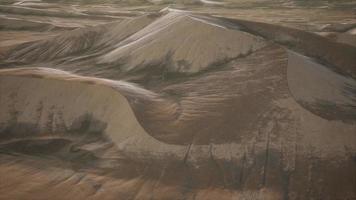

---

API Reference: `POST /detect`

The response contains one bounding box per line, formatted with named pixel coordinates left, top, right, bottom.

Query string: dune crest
left=99, top=12, right=266, bottom=73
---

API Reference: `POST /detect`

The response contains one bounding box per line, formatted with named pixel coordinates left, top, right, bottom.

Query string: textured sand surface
left=0, top=1, right=355, bottom=200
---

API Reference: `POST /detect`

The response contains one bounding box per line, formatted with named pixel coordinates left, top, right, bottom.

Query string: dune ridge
left=0, top=68, right=173, bottom=148
left=215, top=17, right=356, bottom=78
left=4, top=14, right=157, bottom=63
left=99, top=12, right=266, bottom=73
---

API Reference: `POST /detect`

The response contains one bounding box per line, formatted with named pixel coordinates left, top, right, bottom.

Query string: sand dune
left=0, top=68, right=192, bottom=164
left=5, top=15, right=157, bottom=63
left=0, top=7, right=356, bottom=200
left=0, top=17, right=69, bottom=31
left=1, top=54, right=356, bottom=198
left=0, top=4, right=119, bottom=19
left=216, top=17, right=356, bottom=78
left=4, top=11, right=356, bottom=78
left=287, top=51, right=356, bottom=121
left=99, top=12, right=266, bottom=73
left=5, top=12, right=267, bottom=74
left=0, top=68, right=151, bottom=142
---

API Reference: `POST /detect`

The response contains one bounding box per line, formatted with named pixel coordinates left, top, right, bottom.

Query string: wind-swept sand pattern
left=0, top=1, right=355, bottom=200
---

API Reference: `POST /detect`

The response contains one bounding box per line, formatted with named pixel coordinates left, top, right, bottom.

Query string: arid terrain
left=0, top=0, right=355, bottom=199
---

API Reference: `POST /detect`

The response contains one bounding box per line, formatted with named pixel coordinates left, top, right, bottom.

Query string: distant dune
left=4, top=14, right=157, bottom=63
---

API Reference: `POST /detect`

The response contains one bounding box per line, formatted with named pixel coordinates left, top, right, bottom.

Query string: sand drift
left=0, top=10, right=356, bottom=200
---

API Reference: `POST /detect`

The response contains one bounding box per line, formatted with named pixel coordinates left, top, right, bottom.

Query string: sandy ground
left=0, top=1, right=355, bottom=200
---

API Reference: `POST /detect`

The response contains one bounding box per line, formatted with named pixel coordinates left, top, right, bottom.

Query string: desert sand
left=0, top=0, right=355, bottom=199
